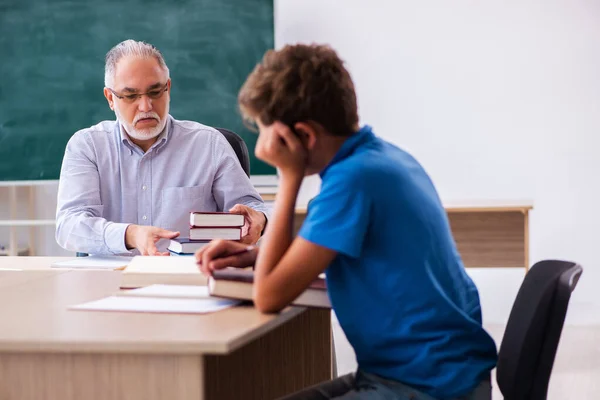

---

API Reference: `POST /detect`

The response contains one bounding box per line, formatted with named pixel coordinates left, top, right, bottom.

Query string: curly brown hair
left=238, top=44, right=359, bottom=137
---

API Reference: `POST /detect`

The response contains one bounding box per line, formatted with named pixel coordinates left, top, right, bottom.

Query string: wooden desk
left=0, top=256, right=72, bottom=270
left=443, top=201, right=532, bottom=270
left=0, top=259, right=331, bottom=400
left=294, top=201, right=533, bottom=270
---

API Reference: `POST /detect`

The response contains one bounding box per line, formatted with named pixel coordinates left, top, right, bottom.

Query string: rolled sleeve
left=104, top=222, right=131, bottom=254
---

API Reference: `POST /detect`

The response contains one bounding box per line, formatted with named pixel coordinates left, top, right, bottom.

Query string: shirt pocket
left=160, top=186, right=214, bottom=231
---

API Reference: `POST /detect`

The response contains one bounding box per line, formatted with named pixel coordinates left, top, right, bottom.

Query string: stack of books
left=167, top=212, right=245, bottom=256
left=208, top=269, right=331, bottom=309
left=118, top=257, right=330, bottom=309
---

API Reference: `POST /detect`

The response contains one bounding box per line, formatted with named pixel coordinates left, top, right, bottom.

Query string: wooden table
left=0, top=258, right=331, bottom=400
left=443, top=201, right=532, bottom=270
left=294, top=200, right=533, bottom=270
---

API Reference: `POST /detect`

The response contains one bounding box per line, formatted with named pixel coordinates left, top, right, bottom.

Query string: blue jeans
left=278, top=370, right=492, bottom=400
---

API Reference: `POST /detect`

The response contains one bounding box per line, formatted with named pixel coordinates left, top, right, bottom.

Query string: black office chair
left=216, top=127, right=251, bottom=177
left=496, top=259, right=582, bottom=400
left=76, top=127, right=251, bottom=257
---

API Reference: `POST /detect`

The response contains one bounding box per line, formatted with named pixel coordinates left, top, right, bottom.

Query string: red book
left=190, top=212, right=244, bottom=227
left=189, top=227, right=242, bottom=241
left=208, top=269, right=330, bottom=309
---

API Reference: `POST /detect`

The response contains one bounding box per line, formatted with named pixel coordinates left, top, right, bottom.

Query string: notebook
left=119, top=284, right=210, bottom=299
left=70, top=295, right=239, bottom=315
left=51, top=256, right=133, bottom=270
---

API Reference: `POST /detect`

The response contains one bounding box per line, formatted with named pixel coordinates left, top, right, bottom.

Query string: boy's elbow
left=253, top=287, right=285, bottom=314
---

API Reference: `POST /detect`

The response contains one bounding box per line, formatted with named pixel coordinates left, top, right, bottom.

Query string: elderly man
left=56, top=39, right=268, bottom=256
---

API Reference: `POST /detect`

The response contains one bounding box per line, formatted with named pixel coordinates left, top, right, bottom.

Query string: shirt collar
left=319, top=125, right=375, bottom=178
left=118, top=115, right=172, bottom=154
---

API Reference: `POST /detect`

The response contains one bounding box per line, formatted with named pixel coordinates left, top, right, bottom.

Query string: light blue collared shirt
left=56, top=115, right=268, bottom=255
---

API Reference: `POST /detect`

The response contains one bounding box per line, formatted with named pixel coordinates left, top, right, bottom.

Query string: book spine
left=189, top=227, right=242, bottom=241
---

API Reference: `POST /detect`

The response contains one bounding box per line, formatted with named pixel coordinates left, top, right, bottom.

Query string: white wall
left=4, top=0, right=599, bottom=319
left=276, top=0, right=600, bottom=312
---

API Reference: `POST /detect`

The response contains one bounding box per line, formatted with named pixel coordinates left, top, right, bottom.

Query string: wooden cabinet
left=293, top=201, right=532, bottom=270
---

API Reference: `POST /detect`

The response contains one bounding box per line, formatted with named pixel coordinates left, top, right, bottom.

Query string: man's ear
left=103, top=88, right=114, bottom=110
left=293, top=122, right=317, bottom=150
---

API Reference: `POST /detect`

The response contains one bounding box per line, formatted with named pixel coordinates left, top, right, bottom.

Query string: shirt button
left=142, top=185, right=147, bottom=190
left=142, top=215, right=147, bottom=220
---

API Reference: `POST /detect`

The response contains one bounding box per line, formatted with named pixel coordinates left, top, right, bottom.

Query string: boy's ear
left=293, top=122, right=317, bottom=150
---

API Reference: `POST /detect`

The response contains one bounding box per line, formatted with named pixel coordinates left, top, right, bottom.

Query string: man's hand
left=125, top=225, right=180, bottom=256
left=195, top=239, right=259, bottom=276
left=229, top=204, right=267, bottom=245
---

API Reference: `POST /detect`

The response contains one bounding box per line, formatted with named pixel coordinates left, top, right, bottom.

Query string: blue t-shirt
left=299, top=126, right=497, bottom=399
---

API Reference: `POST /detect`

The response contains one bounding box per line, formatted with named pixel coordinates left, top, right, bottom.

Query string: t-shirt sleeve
left=298, top=167, right=371, bottom=258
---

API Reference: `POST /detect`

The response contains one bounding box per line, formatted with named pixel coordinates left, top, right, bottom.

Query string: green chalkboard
left=0, top=0, right=275, bottom=180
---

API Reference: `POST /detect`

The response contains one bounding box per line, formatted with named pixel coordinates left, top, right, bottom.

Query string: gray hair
left=104, top=39, right=170, bottom=88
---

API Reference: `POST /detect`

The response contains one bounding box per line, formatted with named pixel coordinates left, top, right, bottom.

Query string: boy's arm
left=252, top=175, right=337, bottom=313
left=255, top=237, right=336, bottom=313
left=249, top=121, right=369, bottom=313
left=248, top=122, right=339, bottom=313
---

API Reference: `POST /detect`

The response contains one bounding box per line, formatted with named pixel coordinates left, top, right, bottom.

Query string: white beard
left=115, top=103, right=169, bottom=141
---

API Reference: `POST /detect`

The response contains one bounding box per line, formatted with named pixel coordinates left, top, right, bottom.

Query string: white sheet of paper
left=70, top=295, right=239, bottom=314
left=122, top=284, right=210, bottom=299
left=51, top=256, right=133, bottom=269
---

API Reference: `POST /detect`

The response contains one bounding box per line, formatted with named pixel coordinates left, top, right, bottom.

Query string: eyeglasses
left=108, top=83, right=169, bottom=104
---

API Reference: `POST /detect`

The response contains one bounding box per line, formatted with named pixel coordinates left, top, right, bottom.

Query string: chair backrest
left=496, top=260, right=582, bottom=400
left=216, top=127, right=250, bottom=177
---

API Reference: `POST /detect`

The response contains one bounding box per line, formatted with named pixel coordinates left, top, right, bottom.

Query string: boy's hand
left=255, top=121, right=307, bottom=178
left=195, top=239, right=259, bottom=276
left=125, top=224, right=180, bottom=256
left=229, top=204, right=266, bottom=244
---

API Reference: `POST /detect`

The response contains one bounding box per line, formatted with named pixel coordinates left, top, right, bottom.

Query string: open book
left=208, top=269, right=331, bottom=309
left=120, top=256, right=207, bottom=288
